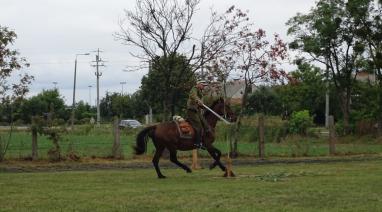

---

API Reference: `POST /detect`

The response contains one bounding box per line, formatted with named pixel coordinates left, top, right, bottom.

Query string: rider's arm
left=190, top=87, right=203, bottom=105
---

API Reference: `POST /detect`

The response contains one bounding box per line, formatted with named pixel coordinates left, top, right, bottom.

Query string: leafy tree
left=0, top=26, right=33, bottom=161
left=141, top=54, right=195, bottom=119
left=100, top=92, right=146, bottom=121
left=348, top=81, right=379, bottom=134
left=100, top=92, right=120, bottom=120
left=246, top=86, right=282, bottom=116
left=287, top=0, right=372, bottom=133
left=75, top=101, right=96, bottom=123
left=357, top=0, right=382, bottom=134
left=276, top=63, right=327, bottom=124
left=20, top=89, right=67, bottom=123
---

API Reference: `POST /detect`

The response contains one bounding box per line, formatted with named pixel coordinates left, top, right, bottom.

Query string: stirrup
left=194, top=143, right=206, bottom=150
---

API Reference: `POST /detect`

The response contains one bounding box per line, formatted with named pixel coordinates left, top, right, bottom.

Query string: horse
left=134, top=98, right=237, bottom=178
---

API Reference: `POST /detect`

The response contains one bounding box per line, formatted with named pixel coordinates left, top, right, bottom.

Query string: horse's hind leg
left=153, top=146, right=166, bottom=179
left=169, top=150, right=192, bottom=173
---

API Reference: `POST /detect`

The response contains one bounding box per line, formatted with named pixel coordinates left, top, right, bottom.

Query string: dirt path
left=1, top=154, right=381, bottom=173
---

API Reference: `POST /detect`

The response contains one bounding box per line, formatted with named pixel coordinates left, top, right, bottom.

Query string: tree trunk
left=231, top=114, right=242, bottom=158
left=258, top=114, right=265, bottom=159
left=378, top=78, right=382, bottom=136
left=231, top=83, right=250, bottom=158
left=31, top=127, right=38, bottom=161
left=162, top=101, right=169, bottom=121
left=339, top=90, right=351, bottom=134
left=112, top=117, right=122, bottom=159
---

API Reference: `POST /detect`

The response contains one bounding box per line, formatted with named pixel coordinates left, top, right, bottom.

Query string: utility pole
left=92, top=49, right=105, bottom=127
left=71, top=53, right=90, bottom=129
left=52, top=82, right=58, bottom=89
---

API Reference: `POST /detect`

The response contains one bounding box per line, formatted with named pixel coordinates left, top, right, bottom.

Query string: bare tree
left=114, top=0, right=249, bottom=119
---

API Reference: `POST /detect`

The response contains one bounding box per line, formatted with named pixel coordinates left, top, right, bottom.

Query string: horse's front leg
left=209, top=147, right=221, bottom=170
left=205, top=145, right=226, bottom=172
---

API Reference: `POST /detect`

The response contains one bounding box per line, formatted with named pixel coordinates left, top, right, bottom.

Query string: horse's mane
left=203, top=98, right=224, bottom=118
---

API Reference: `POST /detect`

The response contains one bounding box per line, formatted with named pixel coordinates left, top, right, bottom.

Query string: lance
left=201, top=103, right=232, bottom=125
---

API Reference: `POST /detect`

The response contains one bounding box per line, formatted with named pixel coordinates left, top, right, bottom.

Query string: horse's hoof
left=158, top=175, right=166, bottom=179
left=186, top=169, right=192, bottom=173
left=223, top=170, right=235, bottom=178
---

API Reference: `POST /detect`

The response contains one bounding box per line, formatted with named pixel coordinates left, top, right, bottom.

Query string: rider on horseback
left=186, top=80, right=211, bottom=149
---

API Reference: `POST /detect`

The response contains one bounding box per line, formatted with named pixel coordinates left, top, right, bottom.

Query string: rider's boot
left=194, top=129, right=205, bottom=150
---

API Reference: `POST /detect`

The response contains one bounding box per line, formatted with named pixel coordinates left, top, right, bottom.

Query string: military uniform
left=186, top=85, right=210, bottom=146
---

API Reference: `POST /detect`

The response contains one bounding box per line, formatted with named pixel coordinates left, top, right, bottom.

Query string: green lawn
left=0, top=160, right=381, bottom=211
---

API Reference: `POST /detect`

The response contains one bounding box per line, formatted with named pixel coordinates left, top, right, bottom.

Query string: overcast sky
left=1, top=0, right=317, bottom=105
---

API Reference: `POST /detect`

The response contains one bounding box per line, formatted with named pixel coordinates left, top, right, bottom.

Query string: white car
left=119, top=119, right=142, bottom=129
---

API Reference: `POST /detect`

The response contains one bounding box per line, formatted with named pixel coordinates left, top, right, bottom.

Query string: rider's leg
left=200, top=115, right=211, bottom=134
left=186, top=109, right=204, bottom=147
left=194, top=127, right=202, bottom=146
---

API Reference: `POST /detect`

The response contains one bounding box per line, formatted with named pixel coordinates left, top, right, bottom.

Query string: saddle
left=173, top=116, right=194, bottom=139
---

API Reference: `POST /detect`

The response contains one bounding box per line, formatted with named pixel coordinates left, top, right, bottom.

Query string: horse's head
left=208, top=97, right=237, bottom=123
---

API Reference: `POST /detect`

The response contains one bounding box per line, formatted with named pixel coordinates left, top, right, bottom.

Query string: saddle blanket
left=173, top=116, right=194, bottom=139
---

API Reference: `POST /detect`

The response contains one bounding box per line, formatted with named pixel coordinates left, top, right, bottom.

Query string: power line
left=29, top=60, right=137, bottom=65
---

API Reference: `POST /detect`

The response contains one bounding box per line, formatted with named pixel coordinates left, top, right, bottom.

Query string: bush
left=288, top=110, right=313, bottom=136
left=78, top=118, right=91, bottom=125
left=53, top=118, right=66, bottom=126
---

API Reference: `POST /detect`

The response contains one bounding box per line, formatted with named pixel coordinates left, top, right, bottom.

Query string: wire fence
left=1, top=119, right=382, bottom=161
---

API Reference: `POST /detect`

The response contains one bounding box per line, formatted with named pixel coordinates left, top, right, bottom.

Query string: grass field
left=1, top=159, right=382, bottom=211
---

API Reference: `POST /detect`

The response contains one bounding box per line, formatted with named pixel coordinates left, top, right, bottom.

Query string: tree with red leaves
left=207, top=8, right=288, bottom=156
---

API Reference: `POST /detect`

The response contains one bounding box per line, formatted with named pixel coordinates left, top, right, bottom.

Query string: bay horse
left=134, top=98, right=236, bottom=178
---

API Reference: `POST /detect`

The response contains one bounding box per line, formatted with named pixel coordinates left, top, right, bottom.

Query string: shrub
left=45, top=129, right=63, bottom=162
left=288, top=110, right=313, bottom=136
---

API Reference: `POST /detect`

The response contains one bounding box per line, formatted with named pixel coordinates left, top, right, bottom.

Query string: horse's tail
left=134, top=125, right=156, bottom=155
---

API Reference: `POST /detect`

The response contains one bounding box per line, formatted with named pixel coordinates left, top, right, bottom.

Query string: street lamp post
left=88, top=85, right=92, bottom=106
left=120, top=81, right=126, bottom=95
left=71, top=53, right=90, bottom=129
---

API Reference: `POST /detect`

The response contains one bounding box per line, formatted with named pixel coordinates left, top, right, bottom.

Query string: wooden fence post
left=31, top=116, right=38, bottom=161
left=258, top=115, right=265, bottom=159
left=329, top=116, right=336, bottom=155
left=191, top=149, right=201, bottom=170
left=112, top=117, right=122, bottom=159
